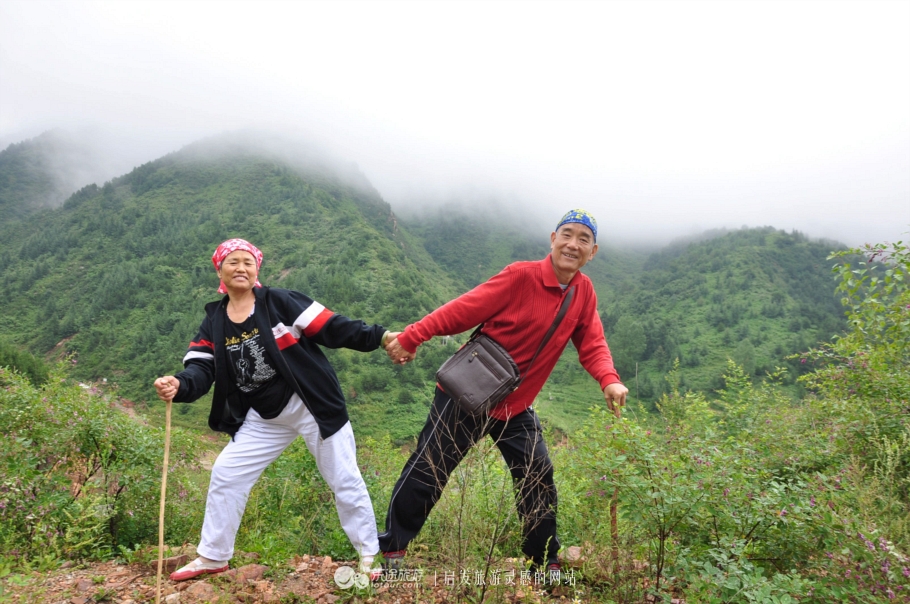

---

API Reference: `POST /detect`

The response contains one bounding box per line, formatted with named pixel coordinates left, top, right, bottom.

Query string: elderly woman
left=154, top=239, right=390, bottom=581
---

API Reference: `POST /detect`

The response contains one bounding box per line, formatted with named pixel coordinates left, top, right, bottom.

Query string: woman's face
left=217, top=250, right=258, bottom=293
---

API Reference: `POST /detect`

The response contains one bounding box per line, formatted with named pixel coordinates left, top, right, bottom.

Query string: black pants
left=378, top=388, right=560, bottom=565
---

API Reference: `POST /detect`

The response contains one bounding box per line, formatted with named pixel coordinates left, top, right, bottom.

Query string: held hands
left=154, top=376, right=180, bottom=402
left=603, top=382, right=629, bottom=414
left=384, top=333, right=416, bottom=365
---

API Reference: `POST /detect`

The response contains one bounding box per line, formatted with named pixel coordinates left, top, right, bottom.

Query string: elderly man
left=381, top=209, right=628, bottom=574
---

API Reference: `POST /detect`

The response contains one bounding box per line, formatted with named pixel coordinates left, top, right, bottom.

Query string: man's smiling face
left=549, top=222, right=598, bottom=284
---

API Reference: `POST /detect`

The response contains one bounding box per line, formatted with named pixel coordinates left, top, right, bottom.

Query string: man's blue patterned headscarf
left=555, top=209, right=598, bottom=242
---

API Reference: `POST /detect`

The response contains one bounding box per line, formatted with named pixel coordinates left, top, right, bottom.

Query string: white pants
left=196, top=394, right=379, bottom=561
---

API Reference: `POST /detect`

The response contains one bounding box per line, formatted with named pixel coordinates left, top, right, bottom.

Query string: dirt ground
left=0, top=553, right=586, bottom=604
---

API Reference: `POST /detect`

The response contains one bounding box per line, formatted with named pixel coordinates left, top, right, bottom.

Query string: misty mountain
left=0, top=129, right=114, bottom=223
left=398, top=210, right=849, bottom=428
left=0, top=130, right=850, bottom=440
left=401, top=204, right=644, bottom=299
left=0, top=133, right=459, bottom=430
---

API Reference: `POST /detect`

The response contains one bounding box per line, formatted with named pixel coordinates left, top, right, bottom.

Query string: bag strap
left=523, top=285, right=575, bottom=374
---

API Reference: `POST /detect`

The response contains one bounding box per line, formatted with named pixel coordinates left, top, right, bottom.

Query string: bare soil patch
left=1, top=554, right=578, bottom=603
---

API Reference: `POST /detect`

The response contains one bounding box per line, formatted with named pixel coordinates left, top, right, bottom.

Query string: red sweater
left=398, top=255, right=622, bottom=419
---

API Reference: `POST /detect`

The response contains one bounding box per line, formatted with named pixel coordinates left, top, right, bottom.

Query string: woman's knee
left=209, top=458, right=260, bottom=492
left=208, top=464, right=234, bottom=493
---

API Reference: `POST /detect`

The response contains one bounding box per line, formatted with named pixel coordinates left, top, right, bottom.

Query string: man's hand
left=385, top=336, right=416, bottom=365
left=154, top=376, right=180, bottom=402
left=603, top=382, right=628, bottom=414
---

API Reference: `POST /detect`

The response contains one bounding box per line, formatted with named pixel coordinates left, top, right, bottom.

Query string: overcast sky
left=1, top=0, right=908, bottom=247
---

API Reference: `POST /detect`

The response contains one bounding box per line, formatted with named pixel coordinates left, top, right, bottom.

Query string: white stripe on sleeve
left=291, top=302, right=326, bottom=338
left=183, top=351, right=215, bottom=363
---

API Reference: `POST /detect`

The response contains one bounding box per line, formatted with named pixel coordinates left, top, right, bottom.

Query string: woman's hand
left=154, top=376, right=180, bottom=402
left=385, top=337, right=416, bottom=365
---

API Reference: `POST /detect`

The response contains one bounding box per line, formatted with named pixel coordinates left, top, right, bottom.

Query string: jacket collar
left=210, top=285, right=267, bottom=310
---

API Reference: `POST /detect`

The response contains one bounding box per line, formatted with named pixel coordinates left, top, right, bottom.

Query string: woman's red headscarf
left=212, top=239, right=263, bottom=294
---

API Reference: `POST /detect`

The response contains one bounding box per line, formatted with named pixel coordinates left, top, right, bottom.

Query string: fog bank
left=1, top=0, right=907, bottom=247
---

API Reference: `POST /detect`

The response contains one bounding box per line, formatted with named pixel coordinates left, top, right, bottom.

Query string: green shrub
left=0, top=366, right=202, bottom=564
left=558, top=338, right=909, bottom=602
left=0, top=339, right=49, bottom=386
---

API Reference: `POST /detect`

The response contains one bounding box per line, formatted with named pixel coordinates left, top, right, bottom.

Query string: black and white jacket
left=173, top=286, right=385, bottom=438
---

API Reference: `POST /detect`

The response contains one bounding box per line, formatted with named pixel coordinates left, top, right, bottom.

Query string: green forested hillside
left=403, top=207, right=549, bottom=289
left=0, top=133, right=465, bottom=441
left=601, top=228, right=848, bottom=400
left=1, top=227, right=905, bottom=604
left=403, top=210, right=848, bottom=429
left=0, top=132, right=849, bottom=442
left=0, top=135, right=58, bottom=222
left=0, top=129, right=99, bottom=223
left=0, top=338, right=49, bottom=385
left=402, top=206, right=644, bottom=304
left=4, top=133, right=906, bottom=604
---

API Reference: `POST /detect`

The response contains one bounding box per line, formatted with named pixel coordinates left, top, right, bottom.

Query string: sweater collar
left=540, top=254, right=580, bottom=288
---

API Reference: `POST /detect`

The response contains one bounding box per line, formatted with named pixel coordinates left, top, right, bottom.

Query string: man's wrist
left=381, top=330, right=391, bottom=347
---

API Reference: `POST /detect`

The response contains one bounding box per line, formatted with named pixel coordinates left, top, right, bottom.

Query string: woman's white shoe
left=169, top=557, right=229, bottom=581
left=359, top=555, right=382, bottom=581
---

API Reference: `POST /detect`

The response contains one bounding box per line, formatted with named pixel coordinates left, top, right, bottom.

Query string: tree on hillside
left=732, top=339, right=756, bottom=376
left=0, top=339, right=49, bottom=385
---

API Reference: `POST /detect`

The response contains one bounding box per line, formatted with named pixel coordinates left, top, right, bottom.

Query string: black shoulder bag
left=436, top=285, right=575, bottom=416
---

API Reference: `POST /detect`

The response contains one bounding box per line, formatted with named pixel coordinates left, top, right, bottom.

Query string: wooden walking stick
left=156, top=399, right=173, bottom=604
